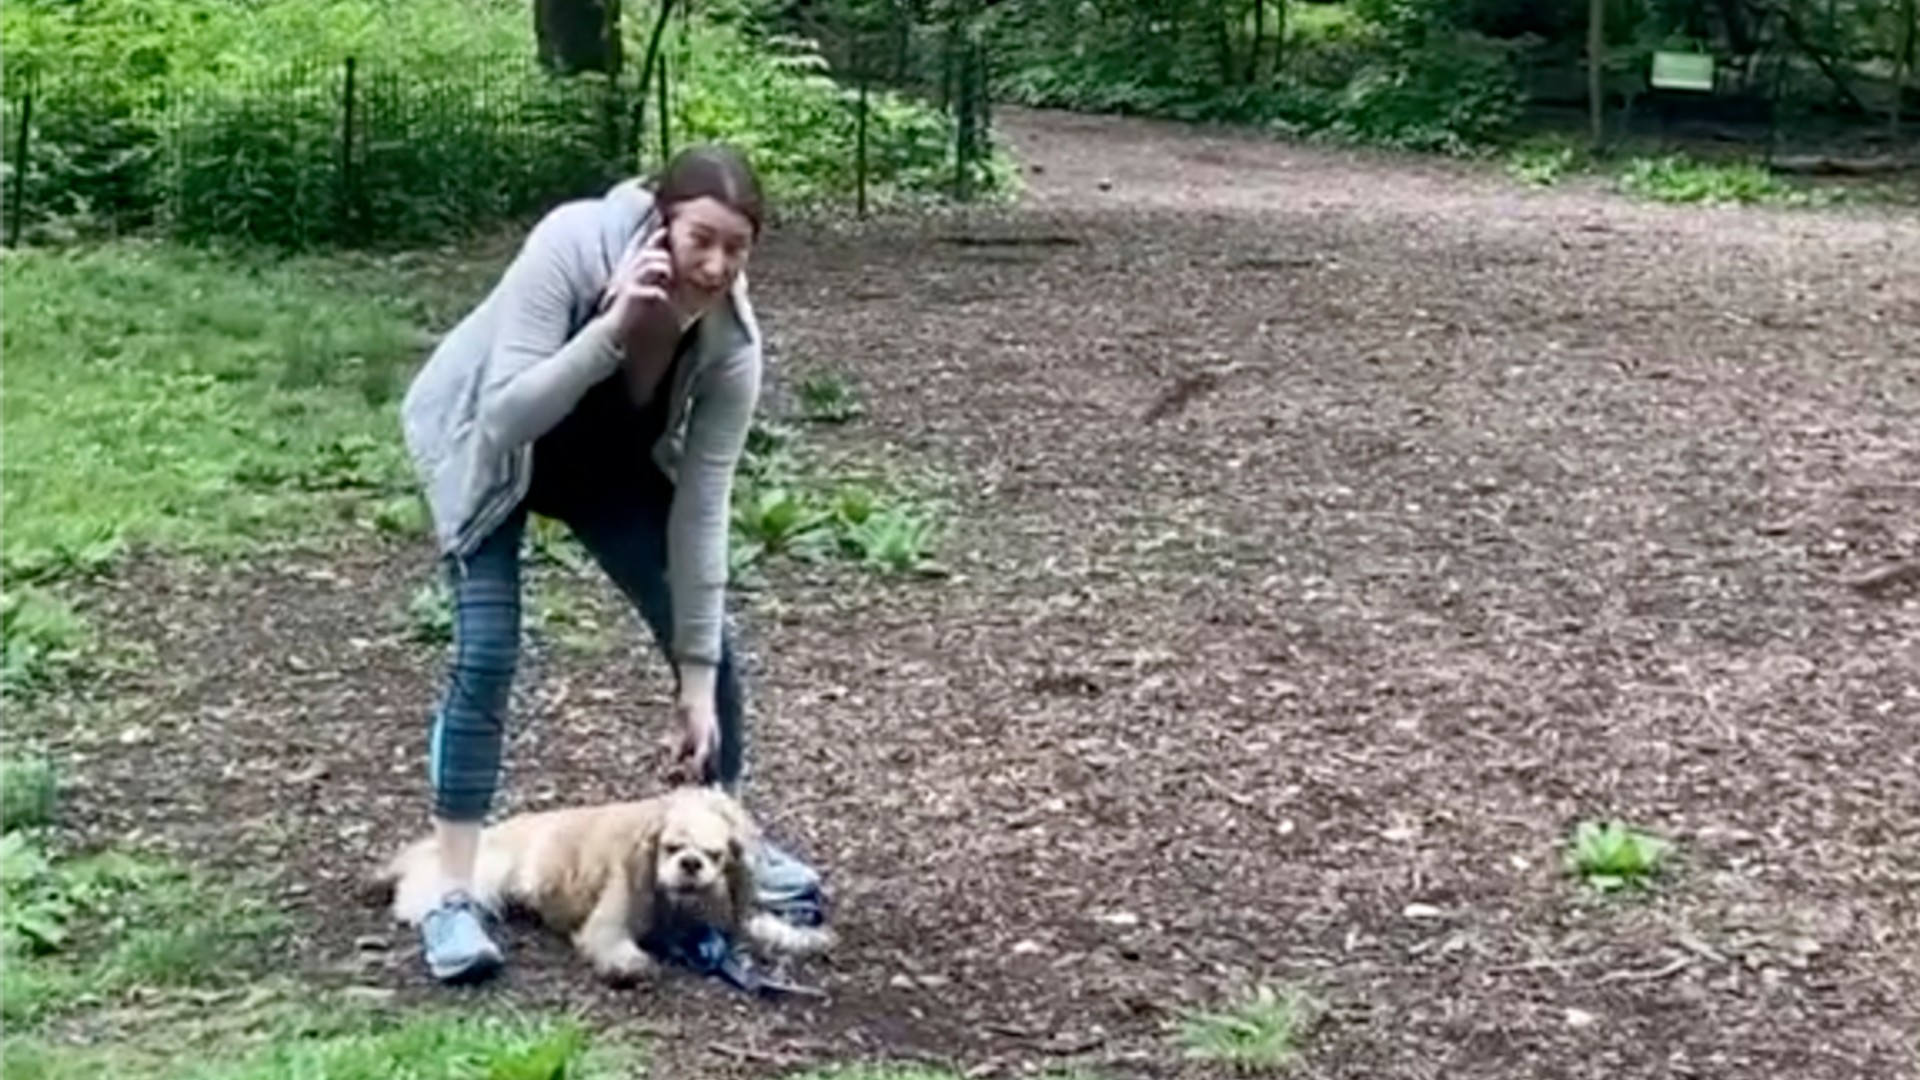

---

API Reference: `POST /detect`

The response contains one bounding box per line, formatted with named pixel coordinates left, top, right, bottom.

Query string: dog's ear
left=622, top=803, right=666, bottom=935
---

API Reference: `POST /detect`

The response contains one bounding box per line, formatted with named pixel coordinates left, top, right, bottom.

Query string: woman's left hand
left=667, top=694, right=720, bottom=784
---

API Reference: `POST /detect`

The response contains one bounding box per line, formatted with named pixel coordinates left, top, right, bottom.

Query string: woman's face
left=665, top=195, right=755, bottom=317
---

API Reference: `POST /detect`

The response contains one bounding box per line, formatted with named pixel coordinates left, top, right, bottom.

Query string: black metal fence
left=1, top=35, right=998, bottom=251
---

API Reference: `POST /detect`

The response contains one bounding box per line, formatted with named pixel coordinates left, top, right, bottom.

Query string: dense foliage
left=771, top=0, right=1916, bottom=155
left=0, top=0, right=1012, bottom=249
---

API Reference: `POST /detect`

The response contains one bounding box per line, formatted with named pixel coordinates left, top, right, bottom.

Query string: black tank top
left=525, top=326, right=695, bottom=518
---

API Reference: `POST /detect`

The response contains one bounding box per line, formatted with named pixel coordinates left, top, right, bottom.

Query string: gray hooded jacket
left=399, top=179, right=762, bottom=669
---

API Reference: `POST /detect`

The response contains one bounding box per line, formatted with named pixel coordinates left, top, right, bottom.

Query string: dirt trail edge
left=61, top=107, right=1920, bottom=1079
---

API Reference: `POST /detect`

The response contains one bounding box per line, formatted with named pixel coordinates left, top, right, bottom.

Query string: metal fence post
left=8, top=78, right=33, bottom=248
left=338, top=55, right=357, bottom=244
left=857, top=65, right=870, bottom=219
left=656, top=44, right=672, bottom=164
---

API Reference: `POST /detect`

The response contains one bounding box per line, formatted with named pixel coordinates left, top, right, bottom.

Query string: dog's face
left=647, top=788, right=756, bottom=913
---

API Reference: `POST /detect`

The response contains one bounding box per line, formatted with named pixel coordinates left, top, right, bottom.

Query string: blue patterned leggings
left=428, top=492, right=746, bottom=823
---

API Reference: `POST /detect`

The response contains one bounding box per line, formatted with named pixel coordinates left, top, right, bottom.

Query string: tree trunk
left=1274, top=0, right=1287, bottom=77
left=628, top=0, right=677, bottom=164
left=535, top=0, right=623, bottom=76
left=1776, top=1, right=1874, bottom=115
left=1212, top=0, right=1236, bottom=86
left=1897, top=0, right=1916, bottom=145
left=1714, top=0, right=1756, bottom=57
left=1250, top=0, right=1266, bottom=84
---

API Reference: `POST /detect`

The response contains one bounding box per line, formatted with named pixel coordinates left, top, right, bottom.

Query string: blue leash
left=637, top=845, right=830, bottom=998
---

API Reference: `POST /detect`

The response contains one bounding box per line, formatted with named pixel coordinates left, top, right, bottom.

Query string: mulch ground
left=46, top=107, right=1920, bottom=1079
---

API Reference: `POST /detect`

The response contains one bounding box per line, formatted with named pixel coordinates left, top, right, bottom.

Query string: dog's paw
left=744, top=911, right=836, bottom=958
left=586, top=939, right=656, bottom=986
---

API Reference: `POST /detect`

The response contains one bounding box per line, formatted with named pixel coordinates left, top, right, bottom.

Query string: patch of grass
left=1503, top=134, right=1589, bottom=187
left=1174, top=983, right=1319, bottom=1074
left=191, top=1011, right=625, bottom=1080
left=2, top=829, right=286, bottom=1027
left=1565, top=819, right=1673, bottom=894
left=2, top=756, right=60, bottom=833
left=364, top=494, right=432, bottom=540
left=1612, top=154, right=1808, bottom=206
left=400, top=578, right=456, bottom=646
left=3, top=1001, right=647, bottom=1080
left=1, top=588, right=92, bottom=700
left=1, top=242, right=434, bottom=582
left=797, top=371, right=867, bottom=424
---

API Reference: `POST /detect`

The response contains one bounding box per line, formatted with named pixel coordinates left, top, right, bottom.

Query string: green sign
left=1651, top=51, right=1715, bottom=92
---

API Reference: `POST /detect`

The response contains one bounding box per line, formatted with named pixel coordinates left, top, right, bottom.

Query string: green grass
left=1612, top=154, right=1813, bottom=206
left=2, top=755, right=60, bottom=833
left=4, top=1002, right=647, bottom=1080
left=1492, top=131, right=1909, bottom=211
left=2, top=589, right=92, bottom=699
left=1174, top=983, right=1319, bottom=1074
left=0, top=749, right=646, bottom=1078
left=2, top=829, right=287, bottom=1027
left=0, top=233, right=957, bottom=1074
left=0, top=242, right=444, bottom=583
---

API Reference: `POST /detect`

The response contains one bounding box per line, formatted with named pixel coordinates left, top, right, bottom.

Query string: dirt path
left=60, top=108, right=1920, bottom=1078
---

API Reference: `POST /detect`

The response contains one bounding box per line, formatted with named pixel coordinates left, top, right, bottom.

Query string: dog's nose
left=678, top=853, right=703, bottom=876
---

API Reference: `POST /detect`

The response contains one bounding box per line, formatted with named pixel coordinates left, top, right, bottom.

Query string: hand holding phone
left=602, top=227, right=676, bottom=336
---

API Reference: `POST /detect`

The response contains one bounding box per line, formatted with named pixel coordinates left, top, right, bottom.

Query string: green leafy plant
left=403, top=579, right=455, bottom=645
left=732, top=485, right=833, bottom=555
left=741, top=418, right=802, bottom=482
left=2, top=529, right=126, bottom=588
left=1505, top=136, right=1586, bottom=187
left=1, top=589, right=90, bottom=699
left=1614, top=155, right=1802, bottom=206
left=828, top=482, right=883, bottom=528
left=1174, top=983, right=1318, bottom=1073
left=798, top=372, right=866, bottom=424
left=526, top=514, right=591, bottom=572
left=368, top=495, right=430, bottom=538
left=1, top=831, right=78, bottom=955
left=840, top=505, right=943, bottom=575
left=1565, top=819, right=1673, bottom=893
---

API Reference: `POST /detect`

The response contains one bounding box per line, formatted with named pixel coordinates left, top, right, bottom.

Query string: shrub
left=1, top=0, right=1009, bottom=249
left=979, top=0, right=1526, bottom=154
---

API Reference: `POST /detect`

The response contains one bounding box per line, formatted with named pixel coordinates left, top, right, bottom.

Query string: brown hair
left=651, top=143, right=765, bottom=237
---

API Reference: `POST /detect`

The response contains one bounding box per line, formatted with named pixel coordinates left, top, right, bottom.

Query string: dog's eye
left=662, top=842, right=684, bottom=856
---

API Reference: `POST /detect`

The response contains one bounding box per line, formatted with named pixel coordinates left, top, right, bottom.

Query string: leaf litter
left=44, top=107, right=1920, bottom=1079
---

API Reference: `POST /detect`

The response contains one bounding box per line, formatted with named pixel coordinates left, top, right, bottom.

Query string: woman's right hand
left=601, top=227, right=676, bottom=336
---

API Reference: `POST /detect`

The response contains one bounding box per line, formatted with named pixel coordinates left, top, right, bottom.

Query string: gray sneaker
left=420, top=890, right=504, bottom=984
